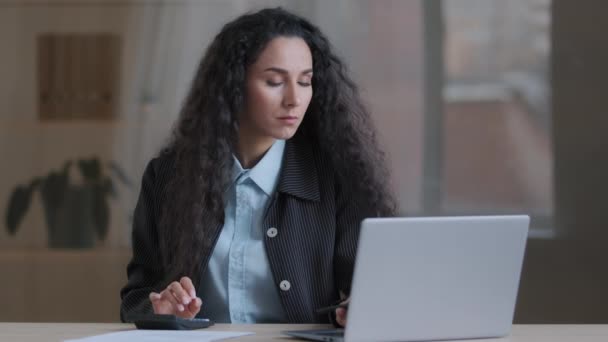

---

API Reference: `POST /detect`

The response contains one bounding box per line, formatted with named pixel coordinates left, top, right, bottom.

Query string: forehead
left=250, top=36, right=313, bottom=72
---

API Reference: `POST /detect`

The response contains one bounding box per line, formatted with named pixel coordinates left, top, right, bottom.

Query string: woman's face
left=240, top=36, right=313, bottom=141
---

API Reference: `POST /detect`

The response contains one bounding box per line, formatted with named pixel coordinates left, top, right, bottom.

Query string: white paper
left=64, top=329, right=254, bottom=342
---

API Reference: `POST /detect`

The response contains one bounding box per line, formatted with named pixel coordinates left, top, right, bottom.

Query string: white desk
left=1, top=323, right=608, bottom=341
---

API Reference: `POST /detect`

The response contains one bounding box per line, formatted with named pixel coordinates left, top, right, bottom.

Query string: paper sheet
left=64, top=329, right=254, bottom=342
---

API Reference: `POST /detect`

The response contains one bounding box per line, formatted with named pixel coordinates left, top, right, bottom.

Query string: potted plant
left=5, top=157, right=132, bottom=248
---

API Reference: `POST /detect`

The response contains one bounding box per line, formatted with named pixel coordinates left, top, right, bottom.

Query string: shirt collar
left=232, top=139, right=286, bottom=196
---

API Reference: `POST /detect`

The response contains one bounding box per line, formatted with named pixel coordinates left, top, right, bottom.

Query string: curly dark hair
left=158, top=7, right=396, bottom=285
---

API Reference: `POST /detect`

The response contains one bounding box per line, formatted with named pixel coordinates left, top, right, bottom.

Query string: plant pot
left=46, top=185, right=96, bottom=249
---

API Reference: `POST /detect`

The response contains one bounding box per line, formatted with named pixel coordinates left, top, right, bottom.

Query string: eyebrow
left=263, top=67, right=313, bottom=75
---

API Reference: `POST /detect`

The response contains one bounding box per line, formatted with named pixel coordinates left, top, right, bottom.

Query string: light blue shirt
left=199, top=140, right=287, bottom=323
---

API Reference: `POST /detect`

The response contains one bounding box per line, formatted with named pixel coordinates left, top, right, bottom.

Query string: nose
left=282, top=83, right=301, bottom=108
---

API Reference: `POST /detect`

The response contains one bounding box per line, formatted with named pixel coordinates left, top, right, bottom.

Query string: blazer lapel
left=277, top=134, right=321, bottom=202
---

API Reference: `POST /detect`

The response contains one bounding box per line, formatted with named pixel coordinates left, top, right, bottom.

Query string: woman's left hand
left=335, top=297, right=350, bottom=327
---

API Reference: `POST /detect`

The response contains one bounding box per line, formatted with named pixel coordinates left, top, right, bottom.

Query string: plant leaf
left=107, top=161, right=133, bottom=188
left=5, top=185, right=34, bottom=235
left=30, top=177, right=42, bottom=189
left=103, top=177, right=117, bottom=198
left=92, top=184, right=110, bottom=240
left=61, top=161, right=72, bottom=174
left=78, top=158, right=101, bottom=183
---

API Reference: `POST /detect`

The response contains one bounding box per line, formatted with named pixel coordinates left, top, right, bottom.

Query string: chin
left=272, top=127, right=299, bottom=140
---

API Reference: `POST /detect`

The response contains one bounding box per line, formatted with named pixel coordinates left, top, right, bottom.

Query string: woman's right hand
left=149, top=276, right=202, bottom=318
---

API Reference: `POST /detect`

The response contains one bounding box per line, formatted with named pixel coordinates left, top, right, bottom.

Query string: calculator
left=130, top=314, right=214, bottom=330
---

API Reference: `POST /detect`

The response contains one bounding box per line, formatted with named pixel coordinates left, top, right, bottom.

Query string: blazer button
left=266, top=227, right=278, bottom=238
left=279, top=280, right=291, bottom=291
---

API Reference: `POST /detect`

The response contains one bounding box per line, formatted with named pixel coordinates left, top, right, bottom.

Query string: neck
left=236, top=132, right=275, bottom=169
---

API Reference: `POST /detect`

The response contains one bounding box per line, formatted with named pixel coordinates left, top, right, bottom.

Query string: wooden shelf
left=0, top=248, right=131, bottom=322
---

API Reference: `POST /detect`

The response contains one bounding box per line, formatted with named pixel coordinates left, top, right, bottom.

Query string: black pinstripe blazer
left=120, top=133, right=372, bottom=323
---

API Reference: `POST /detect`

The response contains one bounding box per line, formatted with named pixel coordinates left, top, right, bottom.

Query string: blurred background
left=1, top=0, right=606, bottom=323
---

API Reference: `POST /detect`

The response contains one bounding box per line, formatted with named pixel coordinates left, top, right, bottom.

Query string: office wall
left=0, top=3, right=138, bottom=249
left=0, top=0, right=423, bottom=322
left=0, top=2, right=146, bottom=321
left=514, top=0, right=608, bottom=323
left=552, top=0, right=608, bottom=241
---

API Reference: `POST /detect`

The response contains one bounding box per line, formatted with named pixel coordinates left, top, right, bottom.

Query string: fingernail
left=177, top=304, right=184, bottom=311
left=183, top=298, right=189, bottom=305
left=190, top=290, right=196, bottom=298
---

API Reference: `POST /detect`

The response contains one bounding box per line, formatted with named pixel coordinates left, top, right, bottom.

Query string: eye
left=298, top=82, right=312, bottom=87
left=266, top=80, right=283, bottom=87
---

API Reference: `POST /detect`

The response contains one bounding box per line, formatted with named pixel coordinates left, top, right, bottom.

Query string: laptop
left=284, top=215, right=529, bottom=342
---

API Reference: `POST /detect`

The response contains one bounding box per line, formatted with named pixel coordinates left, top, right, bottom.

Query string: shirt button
left=266, top=227, right=278, bottom=238
left=279, top=280, right=291, bottom=291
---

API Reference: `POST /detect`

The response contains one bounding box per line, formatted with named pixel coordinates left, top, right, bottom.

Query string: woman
left=120, top=7, right=395, bottom=326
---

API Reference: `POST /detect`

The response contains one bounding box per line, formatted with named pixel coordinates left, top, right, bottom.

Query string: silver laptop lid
left=345, top=215, right=529, bottom=342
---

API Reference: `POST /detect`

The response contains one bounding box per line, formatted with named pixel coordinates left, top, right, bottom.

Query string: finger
left=186, top=297, right=203, bottom=316
left=180, top=276, right=197, bottom=299
left=160, top=288, right=185, bottom=312
left=150, top=292, right=172, bottom=314
left=169, top=281, right=192, bottom=305
left=336, top=307, right=348, bottom=327
left=149, top=292, right=161, bottom=302
left=174, top=298, right=202, bottom=319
